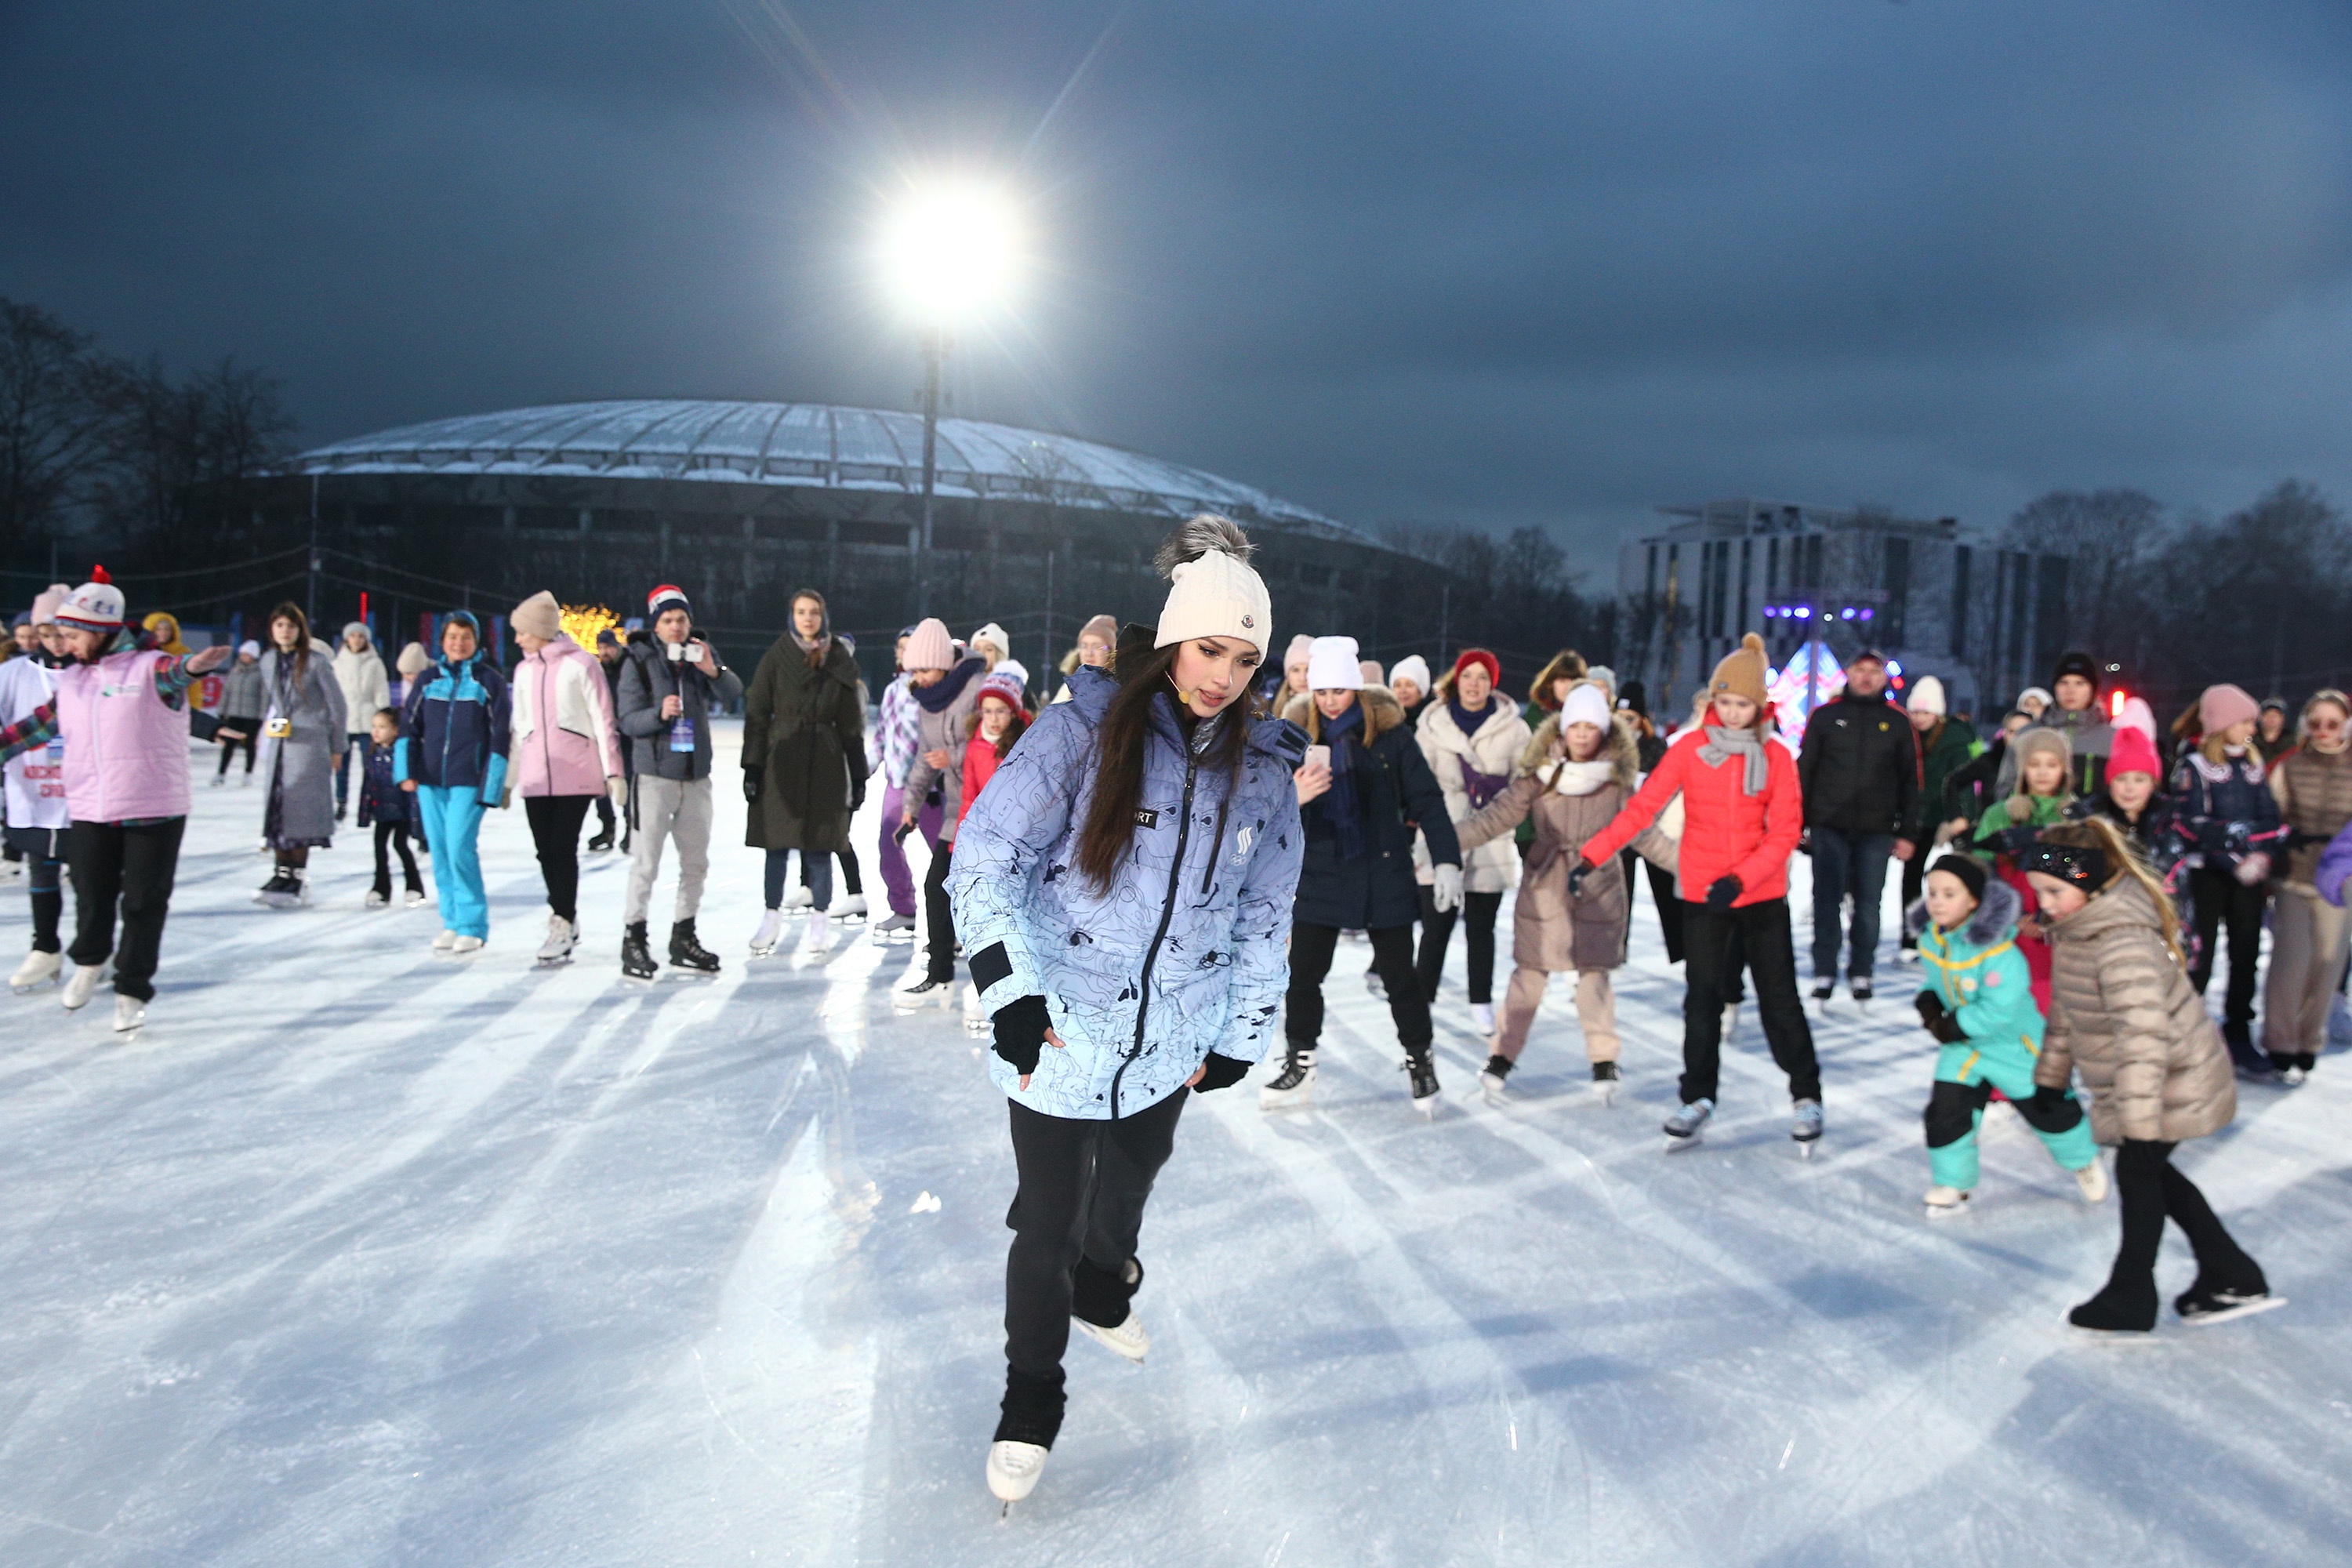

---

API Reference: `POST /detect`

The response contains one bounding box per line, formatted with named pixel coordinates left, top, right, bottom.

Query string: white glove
left=1431, top=862, right=1464, bottom=914
left=607, top=775, right=629, bottom=811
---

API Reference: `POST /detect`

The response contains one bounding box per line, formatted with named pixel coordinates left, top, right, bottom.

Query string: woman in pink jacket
left=508, top=592, right=626, bottom=967
left=0, top=568, right=230, bottom=1032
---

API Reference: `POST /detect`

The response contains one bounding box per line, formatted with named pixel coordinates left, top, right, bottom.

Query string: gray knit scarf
left=1697, top=723, right=1770, bottom=796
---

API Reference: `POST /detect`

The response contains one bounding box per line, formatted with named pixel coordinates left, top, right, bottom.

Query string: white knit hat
left=1560, top=681, right=1613, bottom=731
left=970, top=622, right=1009, bottom=654
left=994, top=657, right=1029, bottom=691
left=1156, top=548, right=1273, bottom=658
left=1388, top=654, right=1432, bottom=693
left=1307, top=636, right=1363, bottom=691
left=54, top=568, right=125, bottom=631
left=1906, top=675, right=1947, bottom=717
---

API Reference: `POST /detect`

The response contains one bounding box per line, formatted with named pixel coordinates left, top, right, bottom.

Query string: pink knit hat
left=2198, top=683, right=2260, bottom=737
left=903, top=617, right=955, bottom=672
left=2107, top=724, right=2162, bottom=781
left=29, top=583, right=71, bottom=626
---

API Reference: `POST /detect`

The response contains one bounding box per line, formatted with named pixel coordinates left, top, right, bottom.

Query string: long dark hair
left=268, top=601, right=312, bottom=681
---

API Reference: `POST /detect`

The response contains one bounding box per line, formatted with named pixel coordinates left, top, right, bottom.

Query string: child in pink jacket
left=509, top=591, right=626, bottom=966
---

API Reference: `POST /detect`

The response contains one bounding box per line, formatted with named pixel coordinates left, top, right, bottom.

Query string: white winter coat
left=332, top=641, right=391, bottom=736
left=1414, top=698, right=1532, bottom=893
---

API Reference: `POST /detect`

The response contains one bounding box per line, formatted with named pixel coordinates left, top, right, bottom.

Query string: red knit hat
left=1451, top=648, right=1501, bottom=688
left=2107, top=724, right=2162, bottom=781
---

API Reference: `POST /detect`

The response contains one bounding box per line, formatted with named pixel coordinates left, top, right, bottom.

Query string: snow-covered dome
left=295, top=398, right=1380, bottom=547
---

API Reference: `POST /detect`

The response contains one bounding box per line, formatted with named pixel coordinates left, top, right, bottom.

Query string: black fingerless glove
left=1192, top=1052, right=1249, bottom=1093
left=742, top=765, right=763, bottom=804
left=993, top=993, right=1051, bottom=1076
left=1929, top=1010, right=1969, bottom=1044
left=1915, top=992, right=1947, bottom=1032
left=1705, top=874, right=1742, bottom=910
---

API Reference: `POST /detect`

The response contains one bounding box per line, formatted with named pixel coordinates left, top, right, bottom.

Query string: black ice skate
left=1403, top=1045, right=1440, bottom=1118
left=1591, top=1059, right=1621, bottom=1105
left=1260, top=1044, right=1316, bottom=1110
left=620, top=920, right=659, bottom=981
left=669, top=919, right=720, bottom=975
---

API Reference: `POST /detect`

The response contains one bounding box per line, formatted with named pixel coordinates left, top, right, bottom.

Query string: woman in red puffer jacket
left=1577, top=633, right=1823, bottom=1150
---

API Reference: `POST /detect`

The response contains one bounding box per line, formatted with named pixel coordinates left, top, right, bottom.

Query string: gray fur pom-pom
left=1153, top=513, right=1254, bottom=578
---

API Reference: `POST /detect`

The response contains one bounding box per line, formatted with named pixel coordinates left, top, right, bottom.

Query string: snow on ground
left=2, top=724, right=2347, bottom=1566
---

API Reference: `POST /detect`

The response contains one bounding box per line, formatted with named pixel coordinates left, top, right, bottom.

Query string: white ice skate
left=451, top=935, right=485, bottom=956
left=836, top=893, right=868, bottom=923
left=987, top=1441, right=1047, bottom=1508
left=1924, top=1185, right=1969, bottom=1217
left=432, top=929, right=458, bottom=952
left=10, top=949, right=62, bottom=993
left=1469, top=1001, right=1495, bottom=1037
left=1721, top=1001, right=1740, bottom=1040
left=1261, top=1047, right=1316, bottom=1110
left=1074, top=1308, right=1150, bottom=1363
left=2074, top=1159, right=2110, bottom=1203
left=0, top=860, right=20, bottom=882
left=405, top=889, right=429, bottom=909
left=1590, top=1060, right=1621, bottom=1105
left=365, top=889, right=389, bottom=909
left=536, top=916, right=576, bottom=967
left=871, top=911, right=916, bottom=945
left=893, top=964, right=954, bottom=1011
left=1479, top=1065, right=1512, bottom=1104
left=111, top=993, right=146, bottom=1034
left=749, top=909, right=786, bottom=956
left=60, top=956, right=111, bottom=1012
left=783, top=884, right=813, bottom=909
left=800, top=909, right=832, bottom=957
left=1663, top=1097, right=1712, bottom=1149
left=962, top=981, right=988, bottom=1031
left=1791, top=1098, right=1824, bottom=1157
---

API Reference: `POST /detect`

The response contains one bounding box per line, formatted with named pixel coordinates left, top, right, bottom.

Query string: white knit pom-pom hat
left=55, top=566, right=125, bottom=631
left=1153, top=515, right=1272, bottom=658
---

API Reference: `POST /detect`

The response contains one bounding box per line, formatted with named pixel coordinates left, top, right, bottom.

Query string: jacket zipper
left=1113, top=739, right=1198, bottom=1120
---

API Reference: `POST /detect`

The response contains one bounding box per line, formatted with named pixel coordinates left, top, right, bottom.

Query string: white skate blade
left=1664, top=1131, right=1703, bottom=1152
left=1592, top=1081, right=1617, bottom=1107
left=2183, top=1295, right=2287, bottom=1328
left=1259, top=1087, right=1314, bottom=1112
left=1413, top=1095, right=1437, bottom=1120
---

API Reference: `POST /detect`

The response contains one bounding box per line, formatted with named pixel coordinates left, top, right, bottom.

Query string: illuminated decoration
left=2110, top=690, right=2127, bottom=720
left=561, top=603, right=622, bottom=648
left=1767, top=637, right=1846, bottom=747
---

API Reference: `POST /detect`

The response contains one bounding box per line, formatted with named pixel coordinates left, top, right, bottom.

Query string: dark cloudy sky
left=5, top=2, right=2350, bottom=557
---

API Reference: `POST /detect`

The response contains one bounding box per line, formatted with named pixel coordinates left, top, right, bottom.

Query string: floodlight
left=880, top=180, right=1021, bottom=321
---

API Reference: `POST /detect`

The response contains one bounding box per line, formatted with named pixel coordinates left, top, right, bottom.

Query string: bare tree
left=91, top=354, right=296, bottom=558
left=0, top=298, right=122, bottom=557
left=2001, top=488, right=2165, bottom=656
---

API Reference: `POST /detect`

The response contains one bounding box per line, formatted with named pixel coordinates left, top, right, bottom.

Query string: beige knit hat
left=511, top=590, right=564, bottom=642
left=396, top=641, right=430, bottom=677
left=1153, top=514, right=1272, bottom=658
left=1708, top=633, right=1769, bottom=707
left=904, top=617, right=956, bottom=671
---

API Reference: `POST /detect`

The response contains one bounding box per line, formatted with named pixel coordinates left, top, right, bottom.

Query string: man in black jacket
left=1795, top=648, right=1918, bottom=1004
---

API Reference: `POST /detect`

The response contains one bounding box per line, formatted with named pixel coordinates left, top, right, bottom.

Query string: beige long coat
left=2034, top=875, right=2236, bottom=1144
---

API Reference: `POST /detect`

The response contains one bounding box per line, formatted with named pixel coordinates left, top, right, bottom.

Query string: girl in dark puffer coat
left=2171, top=684, right=2288, bottom=1073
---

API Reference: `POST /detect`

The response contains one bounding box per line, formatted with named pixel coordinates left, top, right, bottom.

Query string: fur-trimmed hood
left=1283, top=682, right=1406, bottom=744
left=1518, top=708, right=1640, bottom=789
left=1904, top=872, right=2022, bottom=944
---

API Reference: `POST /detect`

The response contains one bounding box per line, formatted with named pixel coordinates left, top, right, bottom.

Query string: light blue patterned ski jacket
left=949, top=666, right=1306, bottom=1120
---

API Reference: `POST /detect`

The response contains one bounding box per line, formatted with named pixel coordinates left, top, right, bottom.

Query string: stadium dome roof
left=296, top=399, right=1381, bottom=547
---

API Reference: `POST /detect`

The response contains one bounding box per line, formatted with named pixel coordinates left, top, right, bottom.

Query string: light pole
left=880, top=178, right=1019, bottom=626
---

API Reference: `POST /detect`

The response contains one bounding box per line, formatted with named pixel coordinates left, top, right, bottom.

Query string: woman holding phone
left=1265, top=635, right=1465, bottom=1116
left=948, top=514, right=1305, bottom=1510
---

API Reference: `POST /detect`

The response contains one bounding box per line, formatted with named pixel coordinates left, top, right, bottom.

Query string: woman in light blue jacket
left=949, top=515, right=1305, bottom=1511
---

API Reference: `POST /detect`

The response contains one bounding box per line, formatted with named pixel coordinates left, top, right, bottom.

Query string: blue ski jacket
left=949, top=665, right=1306, bottom=1121
left=395, top=651, right=510, bottom=803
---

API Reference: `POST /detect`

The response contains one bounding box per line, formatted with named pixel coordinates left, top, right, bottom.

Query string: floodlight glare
left=881, top=181, right=1021, bottom=321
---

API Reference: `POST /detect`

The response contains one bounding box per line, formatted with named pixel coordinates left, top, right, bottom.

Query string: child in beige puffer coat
left=2023, top=817, right=2278, bottom=1334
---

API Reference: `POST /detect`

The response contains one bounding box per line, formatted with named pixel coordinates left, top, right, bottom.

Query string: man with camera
left=615, top=583, right=743, bottom=979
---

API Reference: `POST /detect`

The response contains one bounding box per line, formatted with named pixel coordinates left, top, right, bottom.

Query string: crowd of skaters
left=1, top=528, right=2332, bottom=1508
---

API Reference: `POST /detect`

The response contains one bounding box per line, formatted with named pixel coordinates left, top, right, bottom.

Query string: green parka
left=742, top=636, right=866, bottom=853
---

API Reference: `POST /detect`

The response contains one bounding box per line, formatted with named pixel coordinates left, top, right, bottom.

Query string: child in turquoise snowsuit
left=1908, top=854, right=2102, bottom=1210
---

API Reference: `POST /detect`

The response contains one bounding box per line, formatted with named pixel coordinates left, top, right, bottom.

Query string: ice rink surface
left=3, top=725, right=2348, bottom=1566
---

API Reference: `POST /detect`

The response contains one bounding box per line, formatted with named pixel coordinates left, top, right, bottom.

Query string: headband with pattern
left=2016, top=839, right=2107, bottom=891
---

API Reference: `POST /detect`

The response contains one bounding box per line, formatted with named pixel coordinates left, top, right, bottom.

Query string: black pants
left=1898, top=848, right=1927, bottom=949
left=215, top=727, right=260, bottom=776
left=2100, top=1140, right=2264, bottom=1313
left=68, top=817, right=186, bottom=1003
left=1288, top=920, right=1431, bottom=1051
left=1417, top=886, right=1504, bottom=1005
left=1679, top=898, right=1820, bottom=1105
left=372, top=820, right=421, bottom=897
left=593, top=792, right=615, bottom=837
left=2187, top=869, right=2267, bottom=1031
left=1809, top=828, right=1894, bottom=981
left=1004, top=1088, right=1189, bottom=1383
left=17, top=838, right=66, bottom=953
left=924, top=838, right=956, bottom=982
left=524, top=794, right=594, bottom=923
left=1647, top=861, right=1686, bottom=964
left=803, top=845, right=862, bottom=898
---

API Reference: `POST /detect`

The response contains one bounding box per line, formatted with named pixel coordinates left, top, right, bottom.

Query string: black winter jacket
left=1796, top=692, right=1921, bottom=837
left=1284, top=686, right=1461, bottom=930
